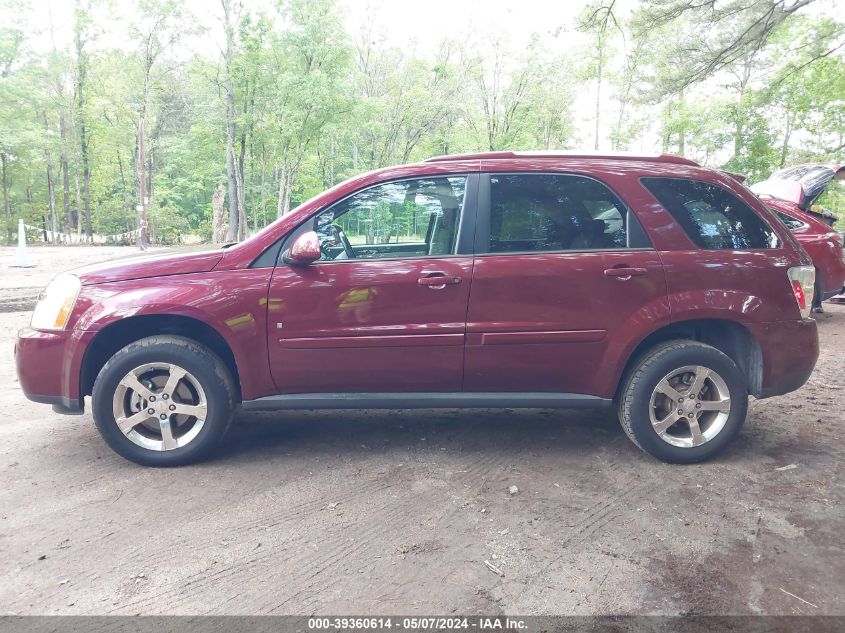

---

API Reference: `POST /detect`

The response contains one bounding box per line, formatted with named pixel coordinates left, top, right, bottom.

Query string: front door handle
left=418, top=273, right=462, bottom=289
left=604, top=266, right=647, bottom=281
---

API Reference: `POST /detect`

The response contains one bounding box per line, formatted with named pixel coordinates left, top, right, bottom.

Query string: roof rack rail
left=424, top=150, right=699, bottom=166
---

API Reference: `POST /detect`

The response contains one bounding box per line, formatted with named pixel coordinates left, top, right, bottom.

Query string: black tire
left=92, top=336, right=236, bottom=466
left=812, top=273, right=823, bottom=312
left=617, top=340, right=748, bottom=464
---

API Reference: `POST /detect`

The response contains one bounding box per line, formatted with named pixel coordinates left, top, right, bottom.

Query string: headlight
left=31, top=273, right=81, bottom=330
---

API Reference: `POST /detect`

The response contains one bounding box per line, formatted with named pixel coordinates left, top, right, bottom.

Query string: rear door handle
left=604, top=267, right=647, bottom=281
left=418, top=273, right=462, bottom=289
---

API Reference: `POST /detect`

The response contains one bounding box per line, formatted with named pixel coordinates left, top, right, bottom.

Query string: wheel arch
left=80, top=314, right=242, bottom=402
left=615, top=318, right=763, bottom=400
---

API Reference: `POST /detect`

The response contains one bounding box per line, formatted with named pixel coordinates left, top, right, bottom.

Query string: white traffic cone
left=12, top=218, right=34, bottom=268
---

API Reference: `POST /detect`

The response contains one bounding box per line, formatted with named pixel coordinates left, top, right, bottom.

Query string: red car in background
left=751, top=164, right=845, bottom=310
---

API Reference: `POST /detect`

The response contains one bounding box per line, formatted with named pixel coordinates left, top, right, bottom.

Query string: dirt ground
left=0, top=245, right=843, bottom=616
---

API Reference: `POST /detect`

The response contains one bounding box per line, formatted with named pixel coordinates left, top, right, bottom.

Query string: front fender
left=73, top=270, right=274, bottom=400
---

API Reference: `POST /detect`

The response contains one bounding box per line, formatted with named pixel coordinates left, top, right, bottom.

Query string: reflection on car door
left=463, top=172, right=669, bottom=396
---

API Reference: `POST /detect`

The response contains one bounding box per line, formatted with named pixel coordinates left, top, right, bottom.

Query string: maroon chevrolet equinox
left=16, top=151, right=820, bottom=466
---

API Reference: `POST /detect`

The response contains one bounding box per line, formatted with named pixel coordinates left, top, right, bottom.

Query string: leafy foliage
left=0, top=0, right=842, bottom=244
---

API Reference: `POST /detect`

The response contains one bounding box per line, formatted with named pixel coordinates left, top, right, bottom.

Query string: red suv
left=16, top=151, right=819, bottom=466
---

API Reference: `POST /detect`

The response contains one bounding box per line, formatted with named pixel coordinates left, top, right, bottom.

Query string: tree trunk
left=594, top=36, right=603, bottom=151
left=78, top=88, right=92, bottom=240
left=148, top=148, right=155, bottom=210
left=211, top=183, right=227, bottom=243
left=734, top=118, right=744, bottom=160
left=779, top=113, right=792, bottom=168
left=225, top=113, right=239, bottom=241
left=280, top=165, right=293, bottom=217
left=238, top=174, right=247, bottom=239
left=75, top=171, right=83, bottom=240
left=259, top=145, right=267, bottom=229
left=75, top=3, right=93, bottom=241
left=277, top=161, right=286, bottom=219
left=244, top=82, right=256, bottom=236
left=43, top=113, right=58, bottom=243
left=0, top=153, right=8, bottom=221
left=329, top=135, right=335, bottom=186
left=45, top=163, right=58, bottom=242
left=250, top=180, right=257, bottom=233
left=612, top=105, right=623, bottom=151
left=237, top=131, right=247, bottom=240
left=137, top=116, right=148, bottom=249
left=732, top=60, right=753, bottom=165
left=222, top=0, right=240, bottom=242
left=283, top=180, right=291, bottom=216
left=59, top=110, right=73, bottom=235
left=117, top=147, right=129, bottom=215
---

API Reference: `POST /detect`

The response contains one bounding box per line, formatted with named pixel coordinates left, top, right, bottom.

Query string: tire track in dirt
left=508, top=440, right=652, bottom=607
left=0, top=287, right=40, bottom=313
left=558, top=447, right=648, bottom=549
left=281, top=488, right=476, bottom=614
left=252, top=426, right=542, bottom=614
left=196, top=494, right=411, bottom=614
left=107, top=475, right=408, bottom=613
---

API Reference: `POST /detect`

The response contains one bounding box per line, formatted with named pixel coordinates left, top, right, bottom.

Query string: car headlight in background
left=30, top=273, right=81, bottom=330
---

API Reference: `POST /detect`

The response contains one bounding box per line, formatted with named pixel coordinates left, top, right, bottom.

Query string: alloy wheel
left=648, top=364, right=732, bottom=448
left=111, top=362, right=208, bottom=451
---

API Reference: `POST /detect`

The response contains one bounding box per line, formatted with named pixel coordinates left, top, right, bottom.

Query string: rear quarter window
left=773, top=209, right=807, bottom=230
left=642, top=177, right=780, bottom=250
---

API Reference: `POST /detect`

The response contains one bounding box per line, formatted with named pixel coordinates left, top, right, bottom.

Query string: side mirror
left=284, top=231, right=321, bottom=265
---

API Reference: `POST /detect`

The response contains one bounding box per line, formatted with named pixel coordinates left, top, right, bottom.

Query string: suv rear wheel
left=811, top=274, right=824, bottom=313
left=91, top=336, right=236, bottom=467
left=618, top=340, right=748, bottom=463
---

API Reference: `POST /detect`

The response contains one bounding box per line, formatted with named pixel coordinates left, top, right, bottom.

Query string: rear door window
left=482, top=174, right=643, bottom=253
left=642, top=177, right=779, bottom=249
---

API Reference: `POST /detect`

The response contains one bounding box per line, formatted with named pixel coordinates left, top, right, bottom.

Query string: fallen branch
left=779, top=588, right=818, bottom=608
left=484, top=560, right=505, bottom=577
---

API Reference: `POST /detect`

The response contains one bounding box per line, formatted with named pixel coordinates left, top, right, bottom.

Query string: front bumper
left=749, top=318, right=819, bottom=399
left=15, top=327, right=88, bottom=414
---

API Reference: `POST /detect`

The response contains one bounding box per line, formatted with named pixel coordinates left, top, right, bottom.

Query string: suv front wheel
left=618, top=340, right=748, bottom=463
left=91, top=336, right=236, bottom=467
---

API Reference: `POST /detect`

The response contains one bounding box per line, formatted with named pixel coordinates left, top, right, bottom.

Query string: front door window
left=313, top=176, right=467, bottom=261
